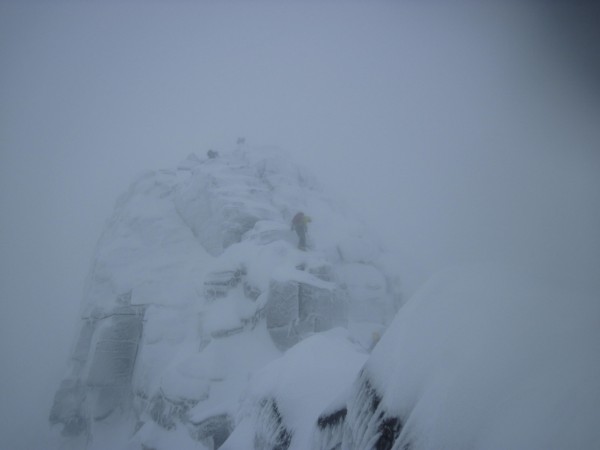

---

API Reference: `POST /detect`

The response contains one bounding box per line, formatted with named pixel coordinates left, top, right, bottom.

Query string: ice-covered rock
left=50, top=145, right=400, bottom=449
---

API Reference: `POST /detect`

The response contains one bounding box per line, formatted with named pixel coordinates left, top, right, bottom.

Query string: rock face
left=50, top=145, right=401, bottom=450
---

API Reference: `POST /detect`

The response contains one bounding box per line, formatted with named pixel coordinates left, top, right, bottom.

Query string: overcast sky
left=1, top=1, right=599, bottom=449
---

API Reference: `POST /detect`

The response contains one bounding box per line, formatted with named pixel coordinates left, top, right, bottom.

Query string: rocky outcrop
left=314, top=371, right=405, bottom=450
left=49, top=146, right=400, bottom=449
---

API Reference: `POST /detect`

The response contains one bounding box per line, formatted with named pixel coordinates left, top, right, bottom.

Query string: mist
left=1, top=1, right=598, bottom=449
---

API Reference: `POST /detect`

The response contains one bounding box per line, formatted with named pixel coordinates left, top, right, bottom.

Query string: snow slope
left=315, top=266, right=600, bottom=450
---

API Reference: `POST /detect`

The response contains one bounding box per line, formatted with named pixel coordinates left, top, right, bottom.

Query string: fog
left=1, top=1, right=598, bottom=449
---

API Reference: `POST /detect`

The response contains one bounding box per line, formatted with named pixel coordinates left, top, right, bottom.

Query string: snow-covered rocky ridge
left=49, top=145, right=599, bottom=450
left=50, top=146, right=401, bottom=450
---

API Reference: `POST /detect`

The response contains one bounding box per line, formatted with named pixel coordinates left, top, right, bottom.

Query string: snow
left=129, top=422, right=209, bottom=450
left=222, top=328, right=368, bottom=450
left=347, top=265, right=600, bottom=450
left=83, top=168, right=213, bottom=314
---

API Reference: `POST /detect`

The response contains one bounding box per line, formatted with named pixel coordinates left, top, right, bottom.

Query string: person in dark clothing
left=291, top=212, right=311, bottom=250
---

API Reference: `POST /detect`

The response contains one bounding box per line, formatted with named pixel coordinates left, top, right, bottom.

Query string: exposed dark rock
left=317, top=407, right=347, bottom=430
left=50, top=304, right=146, bottom=435
left=375, top=416, right=403, bottom=450
left=266, top=278, right=347, bottom=351
left=254, top=398, right=293, bottom=450
left=338, top=372, right=404, bottom=450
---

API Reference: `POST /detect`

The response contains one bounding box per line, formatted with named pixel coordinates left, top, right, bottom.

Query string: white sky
left=1, top=1, right=598, bottom=449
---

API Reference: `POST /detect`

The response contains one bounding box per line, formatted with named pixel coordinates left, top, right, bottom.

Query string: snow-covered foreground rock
left=314, top=266, right=600, bottom=450
left=49, top=146, right=400, bottom=449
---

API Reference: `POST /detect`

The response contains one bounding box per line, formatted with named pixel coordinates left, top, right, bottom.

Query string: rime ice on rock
left=265, top=264, right=347, bottom=351
left=50, top=146, right=401, bottom=449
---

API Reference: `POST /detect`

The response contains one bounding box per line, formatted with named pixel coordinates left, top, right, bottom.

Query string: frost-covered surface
left=315, top=266, right=600, bottom=450
left=50, top=145, right=400, bottom=449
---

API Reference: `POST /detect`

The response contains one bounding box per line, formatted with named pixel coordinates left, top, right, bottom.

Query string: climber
left=207, top=149, right=218, bottom=159
left=291, top=212, right=311, bottom=250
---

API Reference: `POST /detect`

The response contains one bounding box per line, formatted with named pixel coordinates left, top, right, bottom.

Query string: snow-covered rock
left=222, top=328, right=368, bottom=450
left=314, top=266, right=600, bottom=450
left=50, top=145, right=599, bottom=449
left=50, top=145, right=400, bottom=449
